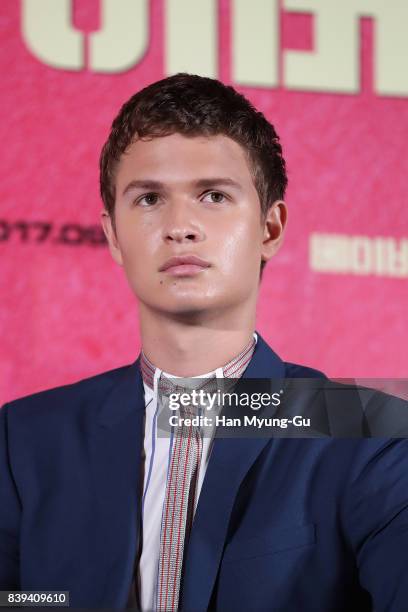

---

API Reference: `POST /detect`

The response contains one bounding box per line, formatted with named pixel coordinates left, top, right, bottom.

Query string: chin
left=152, top=294, right=225, bottom=319
left=163, top=299, right=212, bottom=317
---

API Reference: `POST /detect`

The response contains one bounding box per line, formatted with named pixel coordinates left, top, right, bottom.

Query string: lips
left=159, top=255, right=211, bottom=272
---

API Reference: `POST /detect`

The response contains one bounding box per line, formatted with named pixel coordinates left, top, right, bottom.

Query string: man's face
left=102, top=133, right=285, bottom=319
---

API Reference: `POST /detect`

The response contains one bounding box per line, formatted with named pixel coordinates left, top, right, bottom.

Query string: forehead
left=115, top=133, right=256, bottom=190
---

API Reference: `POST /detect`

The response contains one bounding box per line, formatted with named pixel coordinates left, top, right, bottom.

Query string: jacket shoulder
left=284, top=361, right=327, bottom=379
left=3, top=363, right=135, bottom=419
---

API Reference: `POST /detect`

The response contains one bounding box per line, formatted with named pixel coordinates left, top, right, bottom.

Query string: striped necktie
left=140, top=336, right=256, bottom=611
left=156, top=373, right=203, bottom=612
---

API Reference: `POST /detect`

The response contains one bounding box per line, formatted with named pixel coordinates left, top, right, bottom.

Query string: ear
left=101, top=210, right=124, bottom=266
left=261, top=200, right=288, bottom=264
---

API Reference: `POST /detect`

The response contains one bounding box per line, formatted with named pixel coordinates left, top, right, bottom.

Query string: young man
left=1, top=74, right=407, bottom=611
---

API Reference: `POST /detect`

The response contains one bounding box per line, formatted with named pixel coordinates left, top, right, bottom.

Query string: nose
left=162, top=201, right=205, bottom=244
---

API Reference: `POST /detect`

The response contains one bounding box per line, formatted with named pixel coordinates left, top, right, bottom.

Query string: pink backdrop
left=1, top=1, right=407, bottom=405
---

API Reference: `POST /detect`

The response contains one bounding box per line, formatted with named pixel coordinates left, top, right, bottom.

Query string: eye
left=201, top=191, right=227, bottom=204
left=136, top=192, right=159, bottom=206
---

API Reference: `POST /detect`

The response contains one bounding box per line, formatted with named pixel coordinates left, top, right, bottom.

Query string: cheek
left=219, top=221, right=262, bottom=273
left=117, top=219, right=157, bottom=270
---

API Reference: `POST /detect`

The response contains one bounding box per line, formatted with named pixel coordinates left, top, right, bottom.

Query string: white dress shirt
left=138, top=333, right=258, bottom=611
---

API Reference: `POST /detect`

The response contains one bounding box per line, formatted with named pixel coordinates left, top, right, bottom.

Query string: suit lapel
left=90, top=360, right=145, bottom=608
left=88, top=335, right=285, bottom=609
left=181, top=334, right=285, bottom=611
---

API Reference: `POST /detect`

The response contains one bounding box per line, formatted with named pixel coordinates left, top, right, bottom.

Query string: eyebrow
left=122, top=177, right=243, bottom=196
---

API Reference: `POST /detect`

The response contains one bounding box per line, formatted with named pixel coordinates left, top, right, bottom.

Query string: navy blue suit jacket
left=1, top=334, right=408, bottom=610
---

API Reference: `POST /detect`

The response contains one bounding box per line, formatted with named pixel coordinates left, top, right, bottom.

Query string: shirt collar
left=140, top=332, right=258, bottom=391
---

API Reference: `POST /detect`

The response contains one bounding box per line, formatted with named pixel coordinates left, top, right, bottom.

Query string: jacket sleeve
left=343, top=439, right=408, bottom=611
left=0, top=403, right=21, bottom=588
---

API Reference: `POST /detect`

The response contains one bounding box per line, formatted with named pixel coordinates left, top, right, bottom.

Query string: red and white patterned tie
left=156, top=380, right=203, bottom=612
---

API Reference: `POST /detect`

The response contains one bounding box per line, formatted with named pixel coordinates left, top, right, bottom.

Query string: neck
left=139, top=305, right=256, bottom=377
